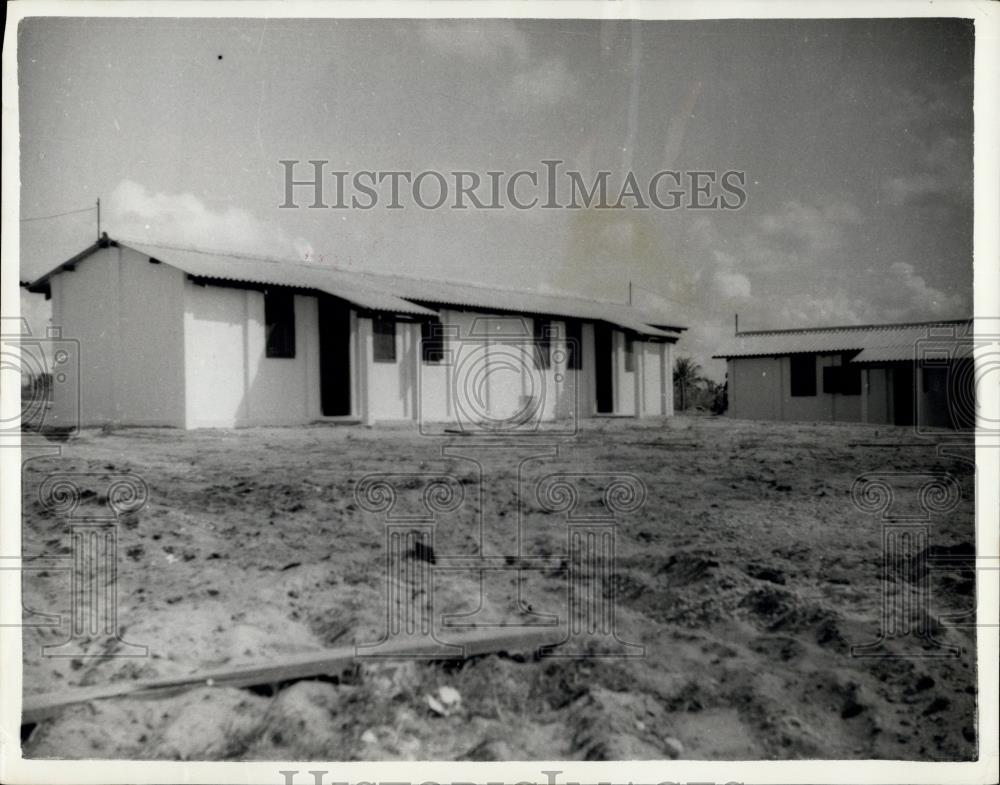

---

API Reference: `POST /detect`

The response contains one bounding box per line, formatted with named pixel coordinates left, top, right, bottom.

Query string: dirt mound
left=246, top=680, right=357, bottom=759
left=155, top=688, right=265, bottom=760
left=568, top=687, right=679, bottom=760
left=738, top=586, right=849, bottom=652
left=657, top=552, right=721, bottom=585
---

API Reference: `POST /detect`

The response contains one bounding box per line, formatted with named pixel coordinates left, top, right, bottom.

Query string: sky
left=17, top=17, right=974, bottom=379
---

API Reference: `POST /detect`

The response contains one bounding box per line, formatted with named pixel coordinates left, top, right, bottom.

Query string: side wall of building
left=49, top=246, right=186, bottom=427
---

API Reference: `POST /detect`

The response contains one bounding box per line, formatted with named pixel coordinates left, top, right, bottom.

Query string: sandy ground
left=19, top=416, right=977, bottom=760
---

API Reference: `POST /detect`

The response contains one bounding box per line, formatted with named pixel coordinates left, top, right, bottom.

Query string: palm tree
left=673, top=356, right=702, bottom=412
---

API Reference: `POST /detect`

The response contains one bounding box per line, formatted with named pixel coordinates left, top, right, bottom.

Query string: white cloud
left=765, top=263, right=967, bottom=328
left=881, top=261, right=967, bottom=319
left=106, top=180, right=313, bottom=260
left=772, top=292, right=866, bottom=329
left=758, top=199, right=862, bottom=254
left=505, top=58, right=580, bottom=106
left=713, top=270, right=752, bottom=299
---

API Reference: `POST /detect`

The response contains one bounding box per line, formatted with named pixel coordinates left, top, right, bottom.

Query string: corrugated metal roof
left=854, top=339, right=976, bottom=363
left=714, top=320, right=973, bottom=362
left=25, top=238, right=683, bottom=337
left=348, top=272, right=679, bottom=338
left=121, top=242, right=438, bottom=317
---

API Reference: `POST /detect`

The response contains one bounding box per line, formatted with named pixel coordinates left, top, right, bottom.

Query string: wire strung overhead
left=20, top=205, right=96, bottom=223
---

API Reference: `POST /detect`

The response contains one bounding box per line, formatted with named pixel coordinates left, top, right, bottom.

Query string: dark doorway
left=892, top=365, right=914, bottom=426
left=318, top=295, right=352, bottom=416
left=594, top=323, right=614, bottom=414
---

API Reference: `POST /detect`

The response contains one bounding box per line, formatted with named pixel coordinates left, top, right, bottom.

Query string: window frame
left=421, top=319, right=445, bottom=364
left=624, top=333, right=635, bottom=373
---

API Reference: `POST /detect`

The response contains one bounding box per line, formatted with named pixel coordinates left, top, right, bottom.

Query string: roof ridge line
left=350, top=269, right=639, bottom=308
left=116, top=237, right=349, bottom=273
left=116, top=237, right=653, bottom=311
left=736, top=318, right=971, bottom=336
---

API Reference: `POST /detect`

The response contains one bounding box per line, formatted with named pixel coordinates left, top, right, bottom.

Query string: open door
left=318, top=295, right=352, bottom=416
left=594, top=323, right=614, bottom=414
left=892, top=365, right=914, bottom=426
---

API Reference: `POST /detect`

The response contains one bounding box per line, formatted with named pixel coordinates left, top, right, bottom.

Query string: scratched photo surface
left=14, top=17, right=977, bottom=761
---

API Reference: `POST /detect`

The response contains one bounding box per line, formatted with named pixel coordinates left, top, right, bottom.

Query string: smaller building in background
left=714, top=319, right=974, bottom=429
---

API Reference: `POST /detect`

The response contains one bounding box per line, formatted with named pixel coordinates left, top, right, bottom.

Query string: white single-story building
left=22, top=235, right=684, bottom=430
left=714, top=319, right=974, bottom=429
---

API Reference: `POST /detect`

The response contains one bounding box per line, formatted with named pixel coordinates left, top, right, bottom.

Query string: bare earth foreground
left=20, top=417, right=977, bottom=760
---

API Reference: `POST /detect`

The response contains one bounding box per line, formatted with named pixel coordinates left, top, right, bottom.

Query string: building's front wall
left=49, top=245, right=186, bottom=427
left=183, top=283, right=322, bottom=428
left=363, top=311, right=673, bottom=427
left=727, top=354, right=966, bottom=428
left=409, top=311, right=590, bottom=427
left=729, top=353, right=875, bottom=424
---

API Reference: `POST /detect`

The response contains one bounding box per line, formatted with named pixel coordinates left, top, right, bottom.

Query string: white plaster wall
left=45, top=251, right=680, bottom=430
left=537, top=319, right=563, bottom=422
left=183, top=283, right=320, bottom=428
left=413, top=311, right=592, bottom=425
left=615, top=329, right=636, bottom=416
left=116, top=248, right=186, bottom=426
left=663, top=342, right=675, bottom=416
left=246, top=291, right=320, bottom=425
left=554, top=322, right=579, bottom=422
left=50, top=251, right=115, bottom=426
left=367, top=317, right=419, bottom=422
left=401, top=322, right=421, bottom=420
left=642, top=341, right=663, bottom=415
left=49, top=246, right=185, bottom=427
left=483, top=314, right=533, bottom=423
left=417, top=308, right=451, bottom=423
left=183, top=284, right=247, bottom=428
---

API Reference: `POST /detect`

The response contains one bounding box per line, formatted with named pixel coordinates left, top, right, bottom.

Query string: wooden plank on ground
left=847, top=442, right=933, bottom=448
left=21, top=626, right=563, bottom=725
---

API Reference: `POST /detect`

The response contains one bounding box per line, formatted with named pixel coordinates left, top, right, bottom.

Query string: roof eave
left=22, top=237, right=114, bottom=293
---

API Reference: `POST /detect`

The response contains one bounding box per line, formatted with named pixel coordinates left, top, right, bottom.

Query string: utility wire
left=20, top=206, right=96, bottom=223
